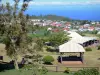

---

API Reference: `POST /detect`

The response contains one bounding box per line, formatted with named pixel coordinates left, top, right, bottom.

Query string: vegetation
left=74, top=68, right=99, bottom=75
left=97, top=45, right=100, bottom=50
left=0, top=69, right=72, bottom=75
left=30, top=15, right=72, bottom=21
left=0, top=0, right=31, bottom=70
left=43, top=55, right=54, bottom=64
left=22, top=64, right=33, bottom=70
left=91, top=30, right=98, bottom=34
left=97, top=34, right=100, bottom=39
left=0, top=0, right=44, bottom=73
left=77, top=32, right=85, bottom=36
left=85, top=47, right=92, bottom=51
left=64, top=67, right=70, bottom=74
left=48, top=32, right=69, bottom=46
left=39, top=66, right=48, bottom=75
left=29, top=28, right=69, bottom=47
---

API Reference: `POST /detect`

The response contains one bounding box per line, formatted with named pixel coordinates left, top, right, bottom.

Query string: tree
left=47, top=32, right=69, bottom=47
left=0, top=0, right=35, bottom=70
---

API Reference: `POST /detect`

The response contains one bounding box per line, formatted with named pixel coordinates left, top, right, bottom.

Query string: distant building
left=47, top=27, right=52, bottom=31
left=88, top=26, right=95, bottom=31
left=63, top=28, right=69, bottom=31
left=91, top=22, right=96, bottom=25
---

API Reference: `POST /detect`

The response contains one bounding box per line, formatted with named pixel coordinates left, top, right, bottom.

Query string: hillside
left=30, top=15, right=72, bottom=21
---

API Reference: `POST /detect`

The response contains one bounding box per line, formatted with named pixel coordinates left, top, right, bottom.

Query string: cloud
left=19, top=0, right=100, bottom=6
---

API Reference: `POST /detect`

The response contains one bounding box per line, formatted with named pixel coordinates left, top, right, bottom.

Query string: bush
left=74, top=68, right=99, bottom=75
left=97, top=46, right=100, bottom=50
left=85, top=47, right=92, bottom=51
left=22, top=64, right=33, bottom=70
left=46, top=46, right=52, bottom=51
left=43, top=55, right=54, bottom=64
left=64, top=67, right=70, bottom=73
left=39, top=66, right=48, bottom=75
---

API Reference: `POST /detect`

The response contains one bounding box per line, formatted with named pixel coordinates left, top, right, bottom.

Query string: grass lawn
left=0, top=44, right=100, bottom=72
left=0, top=69, right=72, bottom=75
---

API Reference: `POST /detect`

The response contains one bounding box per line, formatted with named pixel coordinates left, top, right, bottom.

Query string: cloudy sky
left=1, top=0, right=100, bottom=20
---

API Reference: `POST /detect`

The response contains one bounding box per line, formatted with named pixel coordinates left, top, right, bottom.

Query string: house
left=47, top=27, right=52, bottom=31
left=91, top=22, right=96, bottom=25
left=56, top=24, right=61, bottom=27
left=88, top=26, right=95, bottom=31
left=83, top=24, right=90, bottom=28
left=52, top=29, right=59, bottom=32
left=65, top=22, right=71, bottom=28
left=63, top=28, right=69, bottom=31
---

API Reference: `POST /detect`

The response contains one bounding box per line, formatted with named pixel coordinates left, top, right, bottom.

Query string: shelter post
left=60, top=53, right=63, bottom=63
left=81, top=52, right=84, bottom=64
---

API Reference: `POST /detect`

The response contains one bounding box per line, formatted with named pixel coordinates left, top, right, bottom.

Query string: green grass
left=47, top=72, right=73, bottom=75
left=0, top=69, right=72, bottom=75
left=28, top=29, right=50, bottom=38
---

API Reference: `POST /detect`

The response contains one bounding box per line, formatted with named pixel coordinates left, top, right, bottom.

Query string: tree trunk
left=14, top=58, right=19, bottom=70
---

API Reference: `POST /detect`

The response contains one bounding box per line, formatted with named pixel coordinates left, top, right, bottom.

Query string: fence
left=43, top=65, right=99, bottom=72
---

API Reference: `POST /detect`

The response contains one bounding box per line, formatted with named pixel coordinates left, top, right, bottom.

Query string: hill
left=30, top=15, right=72, bottom=21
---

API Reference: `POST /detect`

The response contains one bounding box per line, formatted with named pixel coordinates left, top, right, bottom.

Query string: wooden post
left=80, top=52, right=81, bottom=58
left=61, top=55, right=62, bottom=64
left=81, top=53, right=84, bottom=64
left=56, top=66, right=58, bottom=72
left=60, top=52, right=63, bottom=64
left=87, top=42, right=89, bottom=46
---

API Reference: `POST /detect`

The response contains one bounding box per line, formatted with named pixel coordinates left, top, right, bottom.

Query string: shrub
left=97, top=46, right=100, bottom=50
left=85, top=47, right=92, bottom=51
left=43, top=55, right=54, bottom=64
left=64, top=67, right=70, bottom=73
left=39, top=66, right=48, bottom=75
left=74, top=68, right=99, bottom=75
left=46, top=46, right=52, bottom=51
left=22, top=64, right=33, bottom=70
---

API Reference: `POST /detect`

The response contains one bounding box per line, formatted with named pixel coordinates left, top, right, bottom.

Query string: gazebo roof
left=68, top=31, right=98, bottom=44
left=59, top=41, right=85, bottom=53
left=68, top=31, right=82, bottom=39
left=70, top=36, right=98, bottom=44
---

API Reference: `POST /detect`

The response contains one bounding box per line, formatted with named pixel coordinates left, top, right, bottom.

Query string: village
left=0, top=17, right=100, bottom=75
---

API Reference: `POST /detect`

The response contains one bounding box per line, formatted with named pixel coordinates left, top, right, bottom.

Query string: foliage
left=91, top=30, right=98, bottom=34
left=74, top=68, right=99, bottom=75
left=22, top=64, right=33, bottom=70
left=85, top=47, right=92, bottom=51
left=30, top=29, right=69, bottom=47
left=33, top=38, right=44, bottom=51
left=46, top=46, right=52, bottom=51
left=39, top=66, right=48, bottom=75
left=77, top=32, right=85, bottom=36
left=0, top=0, right=43, bottom=71
left=97, top=45, right=100, bottom=50
left=30, top=15, right=71, bottom=21
left=22, top=64, right=48, bottom=75
left=64, top=67, right=70, bottom=74
left=43, top=55, right=54, bottom=64
left=46, top=32, right=69, bottom=47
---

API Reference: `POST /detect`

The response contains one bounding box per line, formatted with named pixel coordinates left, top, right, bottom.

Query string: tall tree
left=0, top=0, right=34, bottom=70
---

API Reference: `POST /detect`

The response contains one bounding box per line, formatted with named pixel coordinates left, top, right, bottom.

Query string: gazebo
left=68, top=31, right=99, bottom=47
left=59, top=41, right=85, bottom=64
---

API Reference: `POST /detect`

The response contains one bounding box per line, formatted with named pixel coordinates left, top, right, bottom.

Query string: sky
left=1, top=0, right=100, bottom=21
